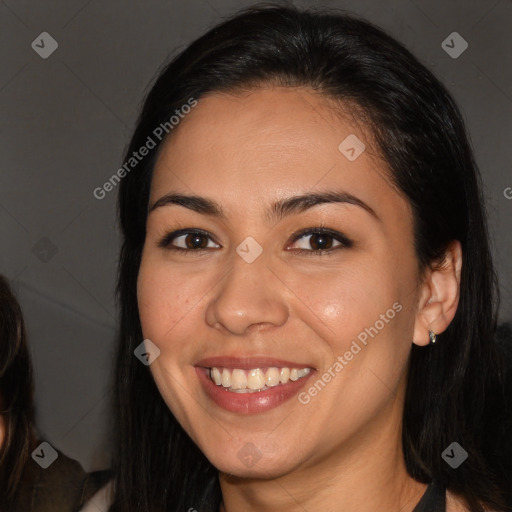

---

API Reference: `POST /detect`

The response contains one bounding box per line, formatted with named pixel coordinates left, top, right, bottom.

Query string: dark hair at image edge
left=0, top=275, right=36, bottom=509
left=112, top=4, right=512, bottom=511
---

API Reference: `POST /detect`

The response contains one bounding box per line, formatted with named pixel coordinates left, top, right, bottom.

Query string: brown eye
left=181, top=233, right=210, bottom=249
left=298, top=233, right=336, bottom=250
left=288, top=228, right=353, bottom=255
left=158, top=229, right=220, bottom=253
left=158, top=226, right=352, bottom=256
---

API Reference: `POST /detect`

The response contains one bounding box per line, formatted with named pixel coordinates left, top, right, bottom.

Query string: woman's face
left=137, top=87, right=423, bottom=478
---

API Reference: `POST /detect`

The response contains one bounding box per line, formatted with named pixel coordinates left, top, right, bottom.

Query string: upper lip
left=195, top=356, right=315, bottom=369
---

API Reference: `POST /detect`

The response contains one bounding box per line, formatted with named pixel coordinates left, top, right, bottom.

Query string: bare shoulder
left=78, top=480, right=114, bottom=512
left=446, top=490, right=469, bottom=512
left=446, top=490, right=498, bottom=512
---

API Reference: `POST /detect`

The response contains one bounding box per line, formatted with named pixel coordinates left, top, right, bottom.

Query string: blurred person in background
left=0, top=274, right=110, bottom=511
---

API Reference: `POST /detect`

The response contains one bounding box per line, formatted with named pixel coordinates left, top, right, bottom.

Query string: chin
left=205, top=442, right=300, bottom=479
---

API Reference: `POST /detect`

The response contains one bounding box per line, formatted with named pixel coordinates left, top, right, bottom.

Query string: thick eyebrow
left=148, top=190, right=380, bottom=223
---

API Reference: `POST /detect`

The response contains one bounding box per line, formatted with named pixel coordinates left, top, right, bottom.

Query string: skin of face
left=137, top=87, right=462, bottom=511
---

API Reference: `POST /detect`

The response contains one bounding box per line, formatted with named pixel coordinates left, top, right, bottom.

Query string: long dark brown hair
left=0, top=275, right=36, bottom=509
left=111, top=4, right=512, bottom=511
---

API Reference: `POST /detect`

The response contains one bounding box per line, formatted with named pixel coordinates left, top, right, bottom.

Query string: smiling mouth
left=207, top=366, right=312, bottom=393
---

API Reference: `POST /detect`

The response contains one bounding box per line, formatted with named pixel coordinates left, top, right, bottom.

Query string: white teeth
left=247, top=369, right=266, bottom=390
left=209, top=366, right=311, bottom=392
left=297, top=368, right=310, bottom=378
left=211, top=367, right=222, bottom=385
left=231, top=369, right=247, bottom=390
left=266, top=367, right=280, bottom=387
left=221, top=368, right=231, bottom=388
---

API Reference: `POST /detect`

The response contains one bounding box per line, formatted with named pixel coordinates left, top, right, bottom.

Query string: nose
left=205, top=254, right=289, bottom=336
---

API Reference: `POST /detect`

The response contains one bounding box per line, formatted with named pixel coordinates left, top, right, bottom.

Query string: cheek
left=137, top=255, right=198, bottom=341
left=301, top=266, right=411, bottom=419
left=304, top=262, right=398, bottom=341
left=129, top=245, right=202, bottom=406
left=136, top=257, right=201, bottom=410
left=299, top=255, right=414, bottom=398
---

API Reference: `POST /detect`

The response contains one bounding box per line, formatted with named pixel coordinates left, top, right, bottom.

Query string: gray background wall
left=1, top=0, right=511, bottom=472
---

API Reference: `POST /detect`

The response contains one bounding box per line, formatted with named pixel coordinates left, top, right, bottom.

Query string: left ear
left=412, top=240, right=462, bottom=346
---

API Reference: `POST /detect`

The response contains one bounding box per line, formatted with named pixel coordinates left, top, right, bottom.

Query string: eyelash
left=157, top=225, right=353, bottom=257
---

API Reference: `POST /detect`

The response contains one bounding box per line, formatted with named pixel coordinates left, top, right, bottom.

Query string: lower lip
left=195, top=367, right=315, bottom=414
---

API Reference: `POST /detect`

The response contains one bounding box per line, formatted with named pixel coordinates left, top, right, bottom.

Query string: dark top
left=412, top=480, right=446, bottom=512
left=10, top=447, right=112, bottom=512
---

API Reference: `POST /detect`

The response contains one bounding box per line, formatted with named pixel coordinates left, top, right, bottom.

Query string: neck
left=218, top=378, right=427, bottom=512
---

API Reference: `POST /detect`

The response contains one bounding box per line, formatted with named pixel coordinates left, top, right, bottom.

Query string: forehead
left=150, top=87, right=407, bottom=223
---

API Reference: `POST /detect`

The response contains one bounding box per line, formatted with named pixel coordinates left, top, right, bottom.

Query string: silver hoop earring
left=429, top=330, right=437, bottom=345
